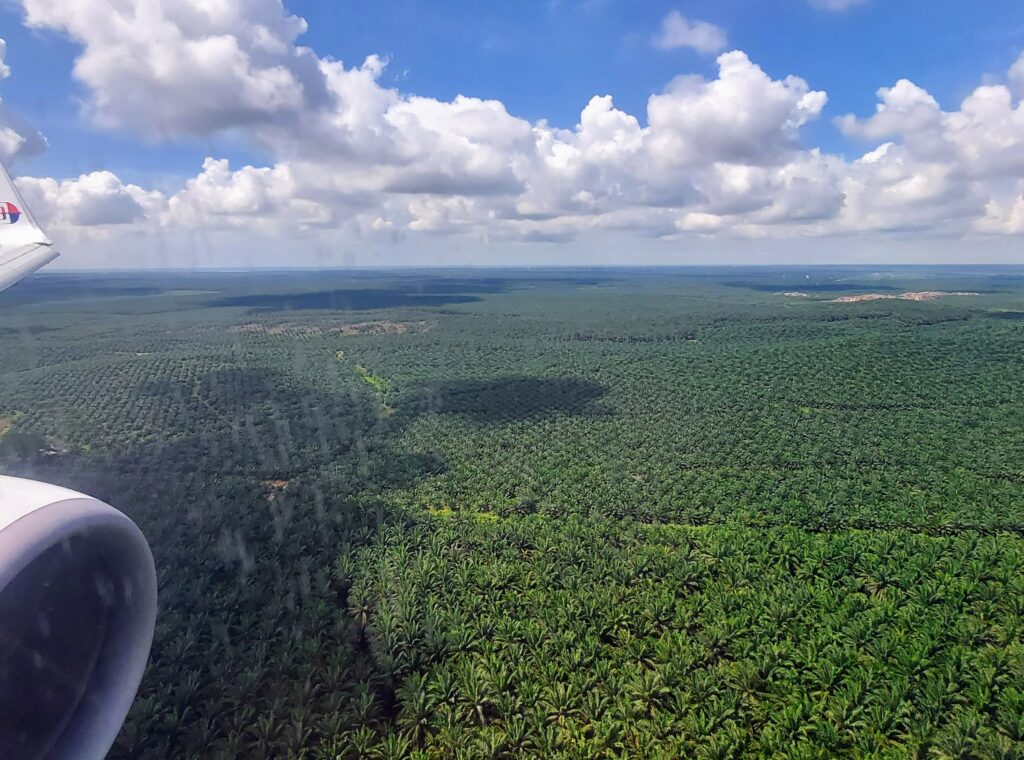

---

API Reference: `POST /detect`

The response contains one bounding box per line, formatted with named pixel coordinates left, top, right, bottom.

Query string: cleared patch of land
left=0, top=413, right=16, bottom=439
left=229, top=322, right=321, bottom=335
left=831, top=290, right=980, bottom=303
left=229, top=320, right=430, bottom=336
left=330, top=320, right=429, bottom=335
left=261, top=478, right=289, bottom=501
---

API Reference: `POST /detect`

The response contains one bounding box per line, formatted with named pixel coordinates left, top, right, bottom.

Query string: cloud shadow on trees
left=718, top=280, right=901, bottom=293
left=210, top=288, right=483, bottom=312
left=206, top=273, right=617, bottom=313
left=1, top=366, right=445, bottom=756
left=406, top=376, right=608, bottom=423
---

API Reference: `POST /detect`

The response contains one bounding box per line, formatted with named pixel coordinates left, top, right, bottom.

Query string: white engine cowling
left=0, top=476, right=157, bottom=759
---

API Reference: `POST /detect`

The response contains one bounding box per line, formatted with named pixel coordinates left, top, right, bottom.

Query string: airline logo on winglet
left=0, top=201, right=20, bottom=224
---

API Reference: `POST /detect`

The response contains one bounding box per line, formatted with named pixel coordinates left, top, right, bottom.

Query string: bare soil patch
left=831, top=291, right=979, bottom=304
left=262, top=479, right=289, bottom=501
left=0, top=414, right=16, bottom=439
left=230, top=323, right=323, bottom=335
left=230, top=320, right=429, bottom=336
left=330, top=320, right=430, bottom=336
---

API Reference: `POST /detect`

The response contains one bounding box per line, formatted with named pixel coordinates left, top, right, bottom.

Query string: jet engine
left=0, top=476, right=156, bottom=759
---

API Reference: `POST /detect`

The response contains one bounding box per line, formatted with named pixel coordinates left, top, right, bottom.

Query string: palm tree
left=396, top=674, right=431, bottom=745
left=458, top=666, right=494, bottom=726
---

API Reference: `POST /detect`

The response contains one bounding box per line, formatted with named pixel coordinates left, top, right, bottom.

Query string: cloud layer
left=9, top=0, right=1024, bottom=262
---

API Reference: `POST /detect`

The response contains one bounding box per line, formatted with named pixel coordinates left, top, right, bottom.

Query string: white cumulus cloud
left=0, top=39, right=11, bottom=81
left=165, top=157, right=332, bottom=230
left=646, top=52, right=826, bottom=169
left=1010, top=52, right=1024, bottom=98
left=17, top=171, right=164, bottom=228
left=653, top=11, right=727, bottom=54
left=21, top=0, right=327, bottom=136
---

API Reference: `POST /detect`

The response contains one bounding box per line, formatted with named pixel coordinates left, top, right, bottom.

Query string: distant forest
left=2, top=268, right=1023, bottom=758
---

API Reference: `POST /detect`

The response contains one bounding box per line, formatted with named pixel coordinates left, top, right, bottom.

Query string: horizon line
left=34, top=263, right=1024, bottom=275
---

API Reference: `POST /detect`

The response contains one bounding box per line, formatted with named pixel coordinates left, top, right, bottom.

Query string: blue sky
left=2, top=0, right=1024, bottom=267
left=291, top=0, right=1021, bottom=129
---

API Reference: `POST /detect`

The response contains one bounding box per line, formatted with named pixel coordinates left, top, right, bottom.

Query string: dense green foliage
left=347, top=516, right=1024, bottom=758
left=1, top=267, right=1023, bottom=758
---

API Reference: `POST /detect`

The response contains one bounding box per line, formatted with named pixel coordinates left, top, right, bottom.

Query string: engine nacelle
left=0, top=476, right=156, bottom=759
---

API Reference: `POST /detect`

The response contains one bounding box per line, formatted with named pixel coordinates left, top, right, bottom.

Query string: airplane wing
left=0, top=158, right=59, bottom=293
left=0, top=241, right=58, bottom=293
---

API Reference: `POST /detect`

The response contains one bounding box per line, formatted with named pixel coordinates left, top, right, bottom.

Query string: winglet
left=0, top=159, right=58, bottom=292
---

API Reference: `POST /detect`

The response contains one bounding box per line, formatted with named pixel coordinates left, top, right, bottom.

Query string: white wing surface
left=0, top=242, right=60, bottom=293
left=0, top=159, right=57, bottom=292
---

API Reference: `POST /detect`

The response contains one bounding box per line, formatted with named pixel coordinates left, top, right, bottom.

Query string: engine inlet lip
left=0, top=483, right=157, bottom=760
